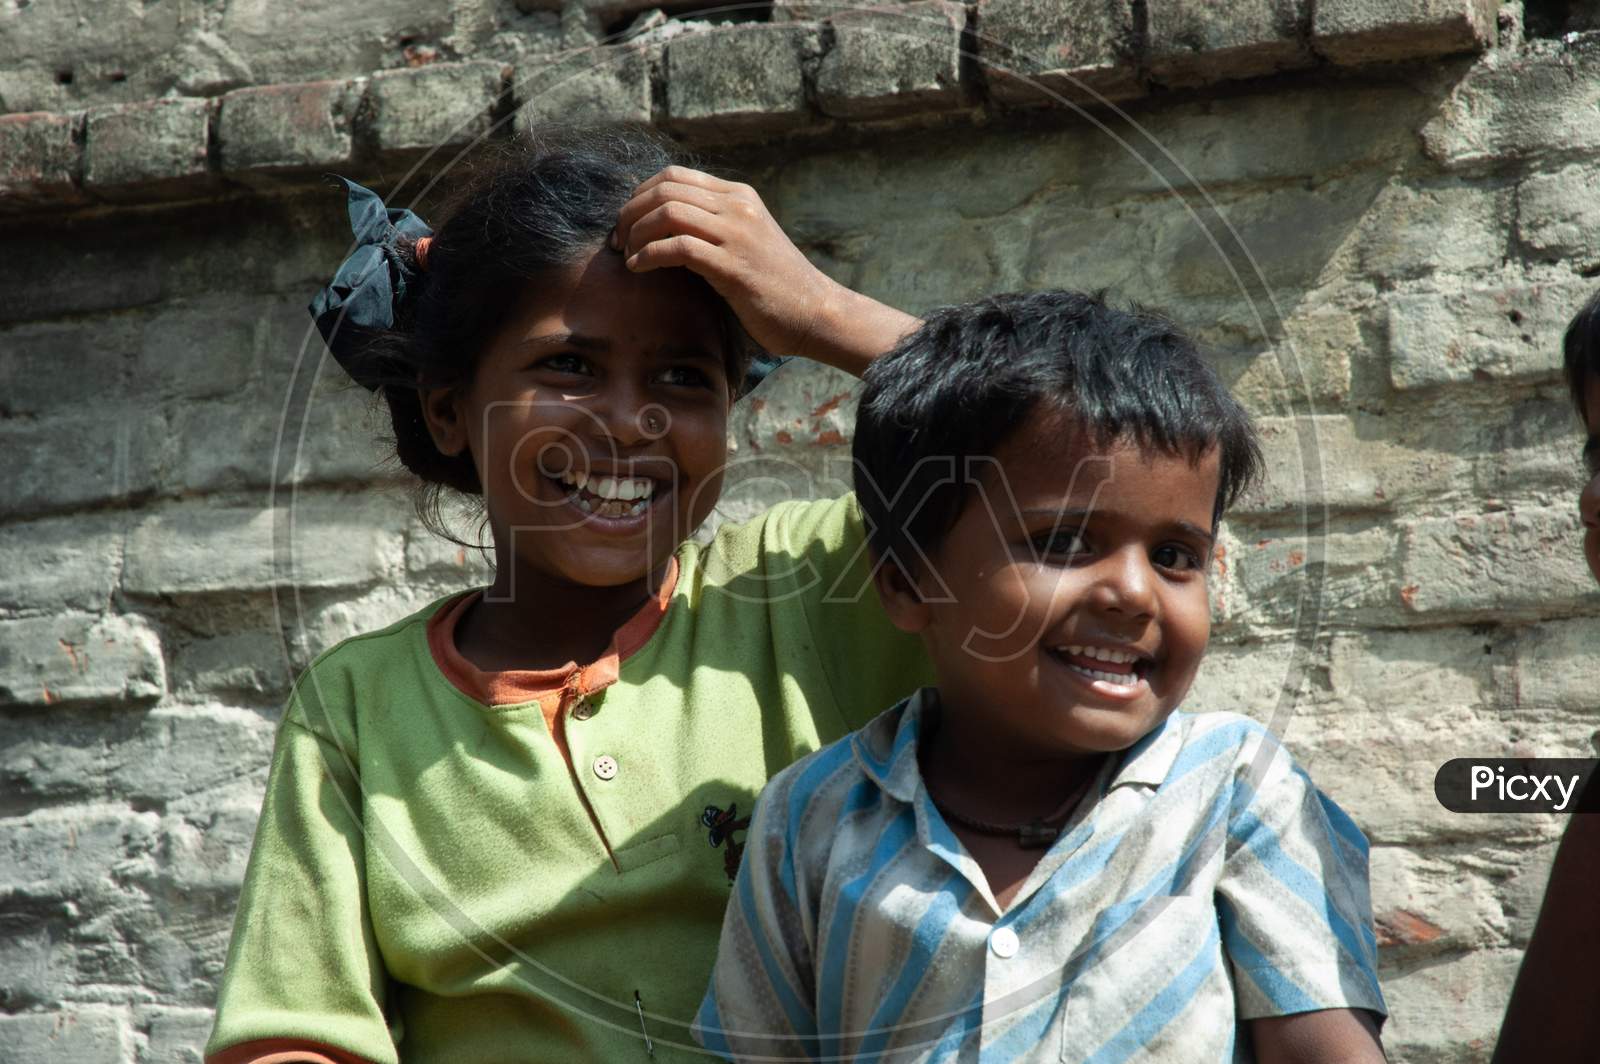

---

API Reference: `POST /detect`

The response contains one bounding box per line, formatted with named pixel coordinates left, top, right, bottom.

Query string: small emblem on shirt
left=701, top=802, right=752, bottom=883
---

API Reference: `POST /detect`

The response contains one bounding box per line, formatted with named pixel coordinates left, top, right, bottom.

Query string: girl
left=204, top=129, right=932, bottom=1064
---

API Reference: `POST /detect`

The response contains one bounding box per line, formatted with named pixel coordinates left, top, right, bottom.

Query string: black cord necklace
left=927, top=769, right=1099, bottom=850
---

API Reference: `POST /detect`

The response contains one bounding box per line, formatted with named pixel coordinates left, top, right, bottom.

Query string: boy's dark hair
left=852, top=289, right=1262, bottom=567
left=1564, top=288, right=1600, bottom=424
left=349, top=127, right=752, bottom=538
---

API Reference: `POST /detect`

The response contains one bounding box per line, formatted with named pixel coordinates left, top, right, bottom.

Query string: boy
left=694, top=291, right=1388, bottom=1062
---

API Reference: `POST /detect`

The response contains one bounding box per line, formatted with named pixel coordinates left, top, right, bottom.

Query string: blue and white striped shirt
left=695, top=690, right=1386, bottom=1062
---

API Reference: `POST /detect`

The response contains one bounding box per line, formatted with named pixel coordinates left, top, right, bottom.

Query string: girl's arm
left=611, top=166, right=918, bottom=378
left=1250, top=1008, right=1387, bottom=1064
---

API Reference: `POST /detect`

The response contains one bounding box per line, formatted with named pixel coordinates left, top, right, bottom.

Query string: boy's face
left=1582, top=375, right=1599, bottom=586
left=423, top=246, right=733, bottom=590
left=879, top=408, right=1219, bottom=758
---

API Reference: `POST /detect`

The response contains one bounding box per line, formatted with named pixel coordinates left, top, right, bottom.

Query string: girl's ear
left=420, top=386, right=469, bottom=457
left=871, top=554, right=932, bottom=635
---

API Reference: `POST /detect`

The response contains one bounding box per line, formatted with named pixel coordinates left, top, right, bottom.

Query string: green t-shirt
left=206, top=493, right=933, bottom=1063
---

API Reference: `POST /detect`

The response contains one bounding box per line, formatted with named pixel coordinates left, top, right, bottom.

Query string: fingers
left=612, top=167, right=761, bottom=250
left=617, top=193, right=726, bottom=258
left=625, top=233, right=729, bottom=279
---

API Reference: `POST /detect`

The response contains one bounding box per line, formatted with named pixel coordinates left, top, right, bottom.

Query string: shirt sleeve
left=1215, top=729, right=1388, bottom=1024
left=205, top=671, right=396, bottom=1064
left=708, top=492, right=936, bottom=733
left=693, top=768, right=822, bottom=1061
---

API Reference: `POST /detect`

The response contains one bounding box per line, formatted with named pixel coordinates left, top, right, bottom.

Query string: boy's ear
left=420, top=386, right=469, bottom=457
left=871, top=553, right=932, bottom=635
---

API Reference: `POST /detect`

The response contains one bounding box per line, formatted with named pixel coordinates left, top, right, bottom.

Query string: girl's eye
left=1034, top=529, right=1089, bottom=558
left=658, top=365, right=712, bottom=388
left=538, top=353, right=592, bottom=375
left=1153, top=545, right=1205, bottom=573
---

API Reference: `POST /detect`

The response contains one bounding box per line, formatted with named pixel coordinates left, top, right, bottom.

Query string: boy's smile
left=881, top=406, right=1218, bottom=768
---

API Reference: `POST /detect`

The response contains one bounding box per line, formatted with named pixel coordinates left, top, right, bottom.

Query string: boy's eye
left=1033, top=528, right=1089, bottom=557
left=1153, top=544, right=1205, bottom=572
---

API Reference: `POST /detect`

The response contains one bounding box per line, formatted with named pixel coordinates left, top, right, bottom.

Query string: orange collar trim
left=427, top=556, right=679, bottom=713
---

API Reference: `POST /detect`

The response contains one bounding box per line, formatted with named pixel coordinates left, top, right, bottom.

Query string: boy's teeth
left=1062, top=644, right=1138, bottom=666
left=1066, top=662, right=1142, bottom=687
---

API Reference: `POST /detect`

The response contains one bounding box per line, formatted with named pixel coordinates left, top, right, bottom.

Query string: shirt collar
left=851, top=688, right=1186, bottom=802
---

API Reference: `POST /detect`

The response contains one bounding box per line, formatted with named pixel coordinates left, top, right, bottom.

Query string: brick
left=405, top=524, right=497, bottom=582
left=1385, top=277, right=1590, bottom=391
left=0, top=315, right=140, bottom=418
left=976, top=0, right=1141, bottom=106
left=0, top=1009, right=128, bottom=1064
left=1353, top=179, right=1508, bottom=281
left=367, top=60, right=506, bottom=159
left=1511, top=616, right=1600, bottom=713
left=1183, top=638, right=1300, bottom=721
left=217, top=79, right=360, bottom=183
left=133, top=296, right=262, bottom=403
left=83, top=97, right=212, bottom=201
left=138, top=1007, right=213, bottom=1064
left=171, top=630, right=294, bottom=701
left=1230, top=525, right=1403, bottom=629
left=1398, top=507, right=1595, bottom=620
left=1469, top=394, right=1596, bottom=501
left=1204, top=298, right=1360, bottom=410
left=1147, top=0, right=1309, bottom=87
left=1378, top=947, right=1522, bottom=1062
left=121, top=496, right=406, bottom=597
left=165, top=386, right=394, bottom=495
left=0, top=613, right=165, bottom=709
left=0, top=411, right=170, bottom=518
left=0, top=705, right=275, bottom=814
left=1327, top=627, right=1491, bottom=713
left=1314, top=0, right=1497, bottom=65
left=0, top=110, right=84, bottom=207
left=1231, top=415, right=1456, bottom=517
left=515, top=45, right=654, bottom=131
left=815, top=1, right=965, bottom=120
left=0, top=515, right=125, bottom=613
left=0, top=805, right=162, bottom=894
left=1517, top=163, right=1600, bottom=266
left=666, top=25, right=815, bottom=137
left=1421, top=39, right=1600, bottom=170
left=1368, top=847, right=1515, bottom=956
left=1290, top=702, right=1572, bottom=847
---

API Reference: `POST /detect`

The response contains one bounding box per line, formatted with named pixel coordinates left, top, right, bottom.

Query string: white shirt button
left=593, top=755, right=618, bottom=781
left=571, top=699, right=595, bottom=721
left=989, top=926, right=1019, bottom=959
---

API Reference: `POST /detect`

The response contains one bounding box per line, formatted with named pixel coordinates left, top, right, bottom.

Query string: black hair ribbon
left=308, top=176, right=432, bottom=392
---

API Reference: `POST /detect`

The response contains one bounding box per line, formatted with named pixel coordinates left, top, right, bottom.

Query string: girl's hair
left=346, top=127, right=752, bottom=540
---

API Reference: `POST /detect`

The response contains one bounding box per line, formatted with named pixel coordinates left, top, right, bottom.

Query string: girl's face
left=424, top=245, right=734, bottom=590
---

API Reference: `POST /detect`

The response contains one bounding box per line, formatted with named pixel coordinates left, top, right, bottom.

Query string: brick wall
left=3, top=1, right=1598, bottom=1060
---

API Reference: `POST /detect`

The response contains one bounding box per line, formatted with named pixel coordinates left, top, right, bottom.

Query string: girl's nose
left=1581, top=473, right=1599, bottom=530
left=590, top=381, right=652, bottom=448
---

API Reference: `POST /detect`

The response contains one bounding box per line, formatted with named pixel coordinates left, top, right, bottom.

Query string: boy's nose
left=1088, top=549, right=1157, bottom=619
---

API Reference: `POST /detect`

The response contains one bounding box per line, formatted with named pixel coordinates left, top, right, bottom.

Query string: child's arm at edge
left=611, top=166, right=919, bottom=378
left=1250, top=1008, right=1387, bottom=1064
